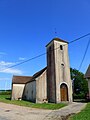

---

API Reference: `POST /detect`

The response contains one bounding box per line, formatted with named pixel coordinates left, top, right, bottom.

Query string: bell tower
left=46, top=38, right=72, bottom=103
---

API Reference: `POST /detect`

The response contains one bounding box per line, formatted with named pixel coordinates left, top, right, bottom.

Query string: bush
left=73, top=93, right=85, bottom=99
left=0, top=90, right=11, bottom=95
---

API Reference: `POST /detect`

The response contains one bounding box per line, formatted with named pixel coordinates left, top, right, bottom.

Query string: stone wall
left=46, top=39, right=72, bottom=103
left=11, top=84, right=25, bottom=100
left=23, top=81, right=36, bottom=102
left=54, top=40, right=72, bottom=103
left=36, top=69, right=47, bottom=103
left=47, top=42, right=56, bottom=103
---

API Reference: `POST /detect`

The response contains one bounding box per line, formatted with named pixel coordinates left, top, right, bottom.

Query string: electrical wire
left=78, top=38, right=90, bottom=71
left=1, top=33, right=90, bottom=71
left=69, top=33, right=90, bottom=44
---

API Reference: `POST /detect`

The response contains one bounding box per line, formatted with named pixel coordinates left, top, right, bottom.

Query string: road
left=0, top=102, right=87, bottom=120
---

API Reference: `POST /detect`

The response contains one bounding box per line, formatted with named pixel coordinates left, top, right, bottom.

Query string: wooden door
left=60, top=84, right=68, bottom=101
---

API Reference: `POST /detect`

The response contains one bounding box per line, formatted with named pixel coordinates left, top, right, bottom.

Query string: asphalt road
left=0, top=117, right=8, bottom=120
left=0, top=102, right=87, bottom=120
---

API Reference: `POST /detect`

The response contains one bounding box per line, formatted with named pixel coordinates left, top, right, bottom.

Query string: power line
left=69, top=33, right=90, bottom=44
left=1, top=33, right=90, bottom=71
left=78, top=38, right=90, bottom=71
left=1, top=52, right=46, bottom=71
left=1, top=45, right=61, bottom=71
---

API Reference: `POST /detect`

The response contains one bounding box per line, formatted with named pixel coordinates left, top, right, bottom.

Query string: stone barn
left=11, top=38, right=73, bottom=103
left=85, top=64, right=90, bottom=99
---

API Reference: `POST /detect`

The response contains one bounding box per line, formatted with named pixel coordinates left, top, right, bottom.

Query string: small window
left=49, top=46, right=52, bottom=52
left=61, top=63, right=64, bottom=66
left=60, top=45, right=63, bottom=50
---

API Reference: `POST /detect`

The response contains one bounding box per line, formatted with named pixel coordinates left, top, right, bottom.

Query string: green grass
left=69, top=102, right=90, bottom=120
left=0, top=95, right=67, bottom=110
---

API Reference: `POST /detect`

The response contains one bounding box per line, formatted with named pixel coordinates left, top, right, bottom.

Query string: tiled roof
left=46, top=38, right=68, bottom=47
left=33, top=67, right=47, bottom=78
left=12, top=67, right=47, bottom=84
left=85, top=65, right=90, bottom=79
left=12, top=76, right=33, bottom=84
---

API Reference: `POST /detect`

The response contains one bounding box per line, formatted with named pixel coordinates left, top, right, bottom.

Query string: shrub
left=0, top=90, right=11, bottom=95
left=73, top=93, right=85, bottom=99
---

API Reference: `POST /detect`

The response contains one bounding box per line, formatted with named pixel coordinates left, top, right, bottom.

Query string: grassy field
left=0, top=94, right=67, bottom=110
left=69, top=102, right=90, bottom=120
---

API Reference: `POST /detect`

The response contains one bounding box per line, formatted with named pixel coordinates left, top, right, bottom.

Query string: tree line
left=70, top=68, right=88, bottom=99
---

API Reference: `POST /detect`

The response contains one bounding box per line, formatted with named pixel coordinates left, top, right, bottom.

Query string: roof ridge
left=46, top=38, right=68, bottom=47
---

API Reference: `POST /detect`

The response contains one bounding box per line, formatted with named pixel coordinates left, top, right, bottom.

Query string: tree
left=70, top=68, right=88, bottom=99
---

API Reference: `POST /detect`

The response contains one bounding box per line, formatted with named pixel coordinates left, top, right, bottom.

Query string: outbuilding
left=85, top=64, right=90, bottom=99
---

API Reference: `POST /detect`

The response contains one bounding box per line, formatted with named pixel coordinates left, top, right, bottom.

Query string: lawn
left=69, top=102, right=90, bottom=120
left=0, top=94, right=67, bottom=110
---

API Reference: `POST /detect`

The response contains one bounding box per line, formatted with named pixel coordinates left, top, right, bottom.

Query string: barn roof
left=46, top=38, right=68, bottom=47
left=85, top=65, right=90, bottom=79
left=12, top=76, right=33, bottom=84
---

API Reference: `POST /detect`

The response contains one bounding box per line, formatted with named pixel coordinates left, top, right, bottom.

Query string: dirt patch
left=61, top=113, right=75, bottom=120
left=5, top=110, right=11, bottom=112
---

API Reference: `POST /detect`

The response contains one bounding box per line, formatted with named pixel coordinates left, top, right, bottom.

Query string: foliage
left=73, top=93, right=85, bottom=99
left=70, top=68, right=88, bottom=99
left=69, top=103, right=90, bottom=120
left=0, top=94, right=67, bottom=110
left=0, top=90, right=11, bottom=95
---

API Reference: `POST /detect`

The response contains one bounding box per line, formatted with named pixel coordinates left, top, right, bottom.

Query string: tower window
left=61, top=63, right=64, bottom=66
left=60, top=45, right=63, bottom=50
left=49, top=46, right=51, bottom=52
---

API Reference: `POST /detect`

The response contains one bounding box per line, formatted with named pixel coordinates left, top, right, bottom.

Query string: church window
left=61, top=63, right=64, bottom=66
left=60, top=45, right=63, bottom=50
left=49, top=46, right=52, bottom=53
left=49, top=46, right=52, bottom=66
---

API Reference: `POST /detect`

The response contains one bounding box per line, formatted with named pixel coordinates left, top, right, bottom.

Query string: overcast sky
left=0, top=0, right=90, bottom=90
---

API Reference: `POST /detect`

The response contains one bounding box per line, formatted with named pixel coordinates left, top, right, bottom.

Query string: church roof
left=85, top=65, right=90, bottom=79
left=46, top=38, right=68, bottom=47
left=12, top=67, right=47, bottom=84
left=33, top=67, right=47, bottom=78
left=12, top=76, right=33, bottom=84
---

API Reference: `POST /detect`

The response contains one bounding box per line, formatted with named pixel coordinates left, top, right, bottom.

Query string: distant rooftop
left=46, top=38, right=68, bottom=47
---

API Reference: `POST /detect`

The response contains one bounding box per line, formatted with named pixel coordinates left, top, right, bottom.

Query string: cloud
left=0, top=77, right=10, bottom=81
left=0, top=61, right=14, bottom=66
left=1, top=68, right=23, bottom=74
left=0, top=52, right=7, bottom=55
left=0, top=61, right=23, bottom=75
left=19, top=57, right=26, bottom=61
left=0, top=52, right=7, bottom=58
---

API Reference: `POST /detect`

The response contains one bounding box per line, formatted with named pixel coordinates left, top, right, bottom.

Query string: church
left=11, top=38, right=73, bottom=103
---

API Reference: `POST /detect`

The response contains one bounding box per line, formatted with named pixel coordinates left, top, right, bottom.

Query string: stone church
left=11, top=38, right=72, bottom=103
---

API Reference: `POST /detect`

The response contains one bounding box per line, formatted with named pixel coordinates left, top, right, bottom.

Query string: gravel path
left=0, top=102, right=87, bottom=120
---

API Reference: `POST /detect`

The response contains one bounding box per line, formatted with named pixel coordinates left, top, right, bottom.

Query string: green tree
left=70, top=68, right=88, bottom=99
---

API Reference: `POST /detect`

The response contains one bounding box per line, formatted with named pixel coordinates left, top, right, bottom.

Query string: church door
left=60, top=83, right=68, bottom=101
